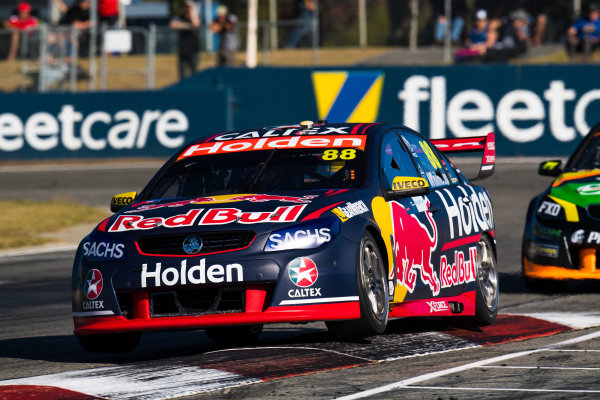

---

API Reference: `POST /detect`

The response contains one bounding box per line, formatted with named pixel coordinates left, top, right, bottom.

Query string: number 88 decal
left=322, top=149, right=356, bottom=160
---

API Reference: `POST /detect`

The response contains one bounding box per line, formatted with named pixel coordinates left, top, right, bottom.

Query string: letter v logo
left=312, top=71, right=384, bottom=123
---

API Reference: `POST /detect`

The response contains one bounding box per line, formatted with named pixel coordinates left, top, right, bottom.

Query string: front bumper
left=523, top=247, right=600, bottom=280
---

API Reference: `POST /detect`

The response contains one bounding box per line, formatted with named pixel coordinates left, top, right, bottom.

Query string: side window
left=399, top=131, right=450, bottom=188
left=380, top=132, right=419, bottom=190
left=438, top=151, right=460, bottom=184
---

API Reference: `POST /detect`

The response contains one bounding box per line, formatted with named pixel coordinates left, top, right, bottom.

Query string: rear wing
left=431, top=132, right=495, bottom=181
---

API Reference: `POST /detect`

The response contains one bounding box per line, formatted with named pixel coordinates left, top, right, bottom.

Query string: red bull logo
left=391, top=200, right=441, bottom=296
left=128, top=194, right=317, bottom=213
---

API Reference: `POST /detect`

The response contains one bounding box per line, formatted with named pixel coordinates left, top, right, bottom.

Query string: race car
left=72, top=121, right=498, bottom=353
left=523, top=121, right=600, bottom=288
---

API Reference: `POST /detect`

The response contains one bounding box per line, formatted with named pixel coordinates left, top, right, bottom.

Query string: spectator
left=55, top=0, right=91, bottom=31
left=285, top=0, right=315, bottom=48
left=567, top=3, right=600, bottom=62
left=500, top=9, right=530, bottom=58
left=4, top=1, right=39, bottom=61
left=54, top=0, right=91, bottom=56
left=433, top=0, right=466, bottom=45
left=170, top=0, right=200, bottom=80
left=454, top=9, right=498, bottom=62
left=98, top=0, right=118, bottom=27
left=210, top=5, right=238, bottom=67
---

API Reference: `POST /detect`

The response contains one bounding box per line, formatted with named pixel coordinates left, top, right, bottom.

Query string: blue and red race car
left=73, top=121, right=498, bottom=352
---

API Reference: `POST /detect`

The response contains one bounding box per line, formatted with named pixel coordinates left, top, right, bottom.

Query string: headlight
left=264, top=217, right=340, bottom=252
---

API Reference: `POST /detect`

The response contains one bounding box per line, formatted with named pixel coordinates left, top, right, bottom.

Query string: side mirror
left=386, top=176, right=430, bottom=199
left=538, top=160, right=562, bottom=177
left=110, top=191, right=137, bottom=213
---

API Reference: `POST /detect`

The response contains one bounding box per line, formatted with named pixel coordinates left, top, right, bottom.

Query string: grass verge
left=0, top=199, right=107, bottom=249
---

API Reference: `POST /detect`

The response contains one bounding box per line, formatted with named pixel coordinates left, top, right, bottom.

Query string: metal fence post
left=358, top=0, right=367, bottom=48
left=38, top=25, right=48, bottom=92
left=100, top=24, right=107, bottom=90
left=410, top=0, right=418, bottom=51
left=262, top=22, right=270, bottom=65
left=312, top=0, right=319, bottom=65
left=89, top=0, right=97, bottom=90
left=147, top=24, right=156, bottom=89
left=443, top=0, right=452, bottom=63
left=70, top=25, right=78, bottom=91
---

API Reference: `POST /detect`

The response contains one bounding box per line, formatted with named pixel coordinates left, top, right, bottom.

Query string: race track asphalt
left=1, top=158, right=599, bottom=399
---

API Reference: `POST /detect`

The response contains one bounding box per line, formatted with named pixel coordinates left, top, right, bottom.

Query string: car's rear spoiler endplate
left=431, top=132, right=495, bottom=180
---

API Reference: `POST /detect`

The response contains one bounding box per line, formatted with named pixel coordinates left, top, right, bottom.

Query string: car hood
left=97, top=190, right=355, bottom=239
left=550, top=170, right=600, bottom=207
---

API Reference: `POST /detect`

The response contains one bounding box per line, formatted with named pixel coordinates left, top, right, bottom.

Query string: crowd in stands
left=3, top=0, right=600, bottom=70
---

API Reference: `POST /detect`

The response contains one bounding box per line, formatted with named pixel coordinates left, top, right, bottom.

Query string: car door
left=384, top=129, right=454, bottom=301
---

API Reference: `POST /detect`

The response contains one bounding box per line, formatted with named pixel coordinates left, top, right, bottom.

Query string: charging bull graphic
left=391, top=200, right=441, bottom=296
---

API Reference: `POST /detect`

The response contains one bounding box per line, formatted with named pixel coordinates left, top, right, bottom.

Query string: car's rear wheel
left=473, top=235, right=498, bottom=325
left=204, top=324, right=263, bottom=345
left=77, top=332, right=141, bottom=353
left=327, top=231, right=389, bottom=339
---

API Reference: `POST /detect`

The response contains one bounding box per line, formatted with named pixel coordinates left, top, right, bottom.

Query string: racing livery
left=523, top=122, right=600, bottom=287
left=72, top=121, right=498, bottom=352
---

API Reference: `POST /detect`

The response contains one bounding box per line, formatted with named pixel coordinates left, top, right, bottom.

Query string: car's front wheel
left=77, top=332, right=141, bottom=353
left=473, top=235, right=498, bottom=325
left=327, top=231, right=389, bottom=338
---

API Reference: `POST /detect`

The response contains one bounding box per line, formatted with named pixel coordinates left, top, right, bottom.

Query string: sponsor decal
left=267, top=228, right=331, bottom=251
left=397, top=76, right=600, bottom=142
left=288, top=287, right=322, bottom=298
left=391, top=176, right=428, bottom=191
left=577, top=183, right=600, bottom=195
left=178, top=135, right=366, bottom=160
left=542, top=161, right=560, bottom=170
left=110, top=205, right=306, bottom=231
left=528, top=242, right=559, bottom=258
left=82, top=300, right=104, bottom=310
left=312, top=71, right=384, bottom=123
left=141, top=259, right=243, bottom=288
left=183, top=235, right=203, bottom=254
left=538, top=200, right=561, bottom=216
left=288, top=257, right=318, bottom=288
left=111, top=192, right=136, bottom=208
left=571, top=229, right=585, bottom=244
left=436, top=187, right=493, bottom=240
left=533, top=223, right=562, bottom=238
left=0, top=105, right=187, bottom=152
left=427, top=300, right=450, bottom=312
left=391, top=200, right=441, bottom=296
left=83, top=269, right=103, bottom=300
left=331, top=200, right=369, bottom=222
left=571, top=229, right=600, bottom=245
left=213, top=125, right=353, bottom=141
left=82, top=239, right=125, bottom=261
left=128, top=194, right=316, bottom=213
left=440, top=247, right=477, bottom=289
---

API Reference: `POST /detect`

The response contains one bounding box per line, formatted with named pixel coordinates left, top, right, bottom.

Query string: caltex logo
left=84, top=269, right=103, bottom=300
left=288, top=257, right=318, bottom=288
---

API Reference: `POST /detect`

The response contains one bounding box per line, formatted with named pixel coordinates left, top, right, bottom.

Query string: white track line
left=406, top=386, right=600, bottom=394
left=335, top=329, right=600, bottom=399
left=485, top=365, right=600, bottom=371
left=0, top=245, right=77, bottom=258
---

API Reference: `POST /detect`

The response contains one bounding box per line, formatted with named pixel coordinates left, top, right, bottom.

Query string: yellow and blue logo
left=312, top=71, right=384, bottom=123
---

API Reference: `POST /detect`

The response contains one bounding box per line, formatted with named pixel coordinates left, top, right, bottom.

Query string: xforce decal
left=390, top=200, right=441, bottom=296
left=110, top=205, right=306, bottom=232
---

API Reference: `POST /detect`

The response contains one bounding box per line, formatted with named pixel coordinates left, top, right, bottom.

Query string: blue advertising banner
left=0, top=89, right=229, bottom=159
left=2, top=65, right=600, bottom=159
left=172, top=65, right=600, bottom=157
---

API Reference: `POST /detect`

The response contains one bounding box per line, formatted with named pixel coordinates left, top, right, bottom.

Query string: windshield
left=144, top=148, right=365, bottom=200
left=570, top=134, right=600, bottom=170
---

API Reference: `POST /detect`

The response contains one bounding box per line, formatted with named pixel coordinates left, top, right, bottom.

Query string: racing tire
left=472, top=235, right=499, bottom=325
left=77, top=332, right=141, bottom=353
left=327, top=231, right=389, bottom=339
left=204, top=324, right=263, bottom=345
